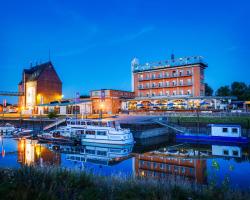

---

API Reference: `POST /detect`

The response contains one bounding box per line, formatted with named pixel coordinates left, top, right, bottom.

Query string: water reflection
left=134, top=152, right=207, bottom=184
left=0, top=137, right=250, bottom=188
left=17, top=139, right=60, bottom=166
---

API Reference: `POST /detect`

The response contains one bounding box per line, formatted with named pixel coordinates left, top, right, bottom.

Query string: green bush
left=47, top=111, right=58, bottom=119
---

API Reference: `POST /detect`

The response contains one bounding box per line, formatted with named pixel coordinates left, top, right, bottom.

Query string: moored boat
left=56, top=118, right=134, bottom=145
left=176, top=124, right=249, bottom=144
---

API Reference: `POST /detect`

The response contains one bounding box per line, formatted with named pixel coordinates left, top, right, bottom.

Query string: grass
left=0, top=167, right=249, bottom=200
left=168, top=116, right=250, bottom=128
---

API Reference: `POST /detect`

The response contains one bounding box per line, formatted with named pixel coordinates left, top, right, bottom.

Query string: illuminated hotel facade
left=132, top=55, right=207, bottom=98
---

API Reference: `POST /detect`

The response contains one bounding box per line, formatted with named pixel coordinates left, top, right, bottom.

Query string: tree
left=205, top=83, right=213, bottom=96
left=216, top=86, right=231, bottom=96
left=231, top=82, right=248, bottom=101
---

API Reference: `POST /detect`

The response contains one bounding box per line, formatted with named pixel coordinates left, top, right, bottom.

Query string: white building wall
left=60, top=106, right=67, bottom=115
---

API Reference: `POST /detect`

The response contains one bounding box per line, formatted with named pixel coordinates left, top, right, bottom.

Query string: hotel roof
left=132, top=56, right=207, bottom=73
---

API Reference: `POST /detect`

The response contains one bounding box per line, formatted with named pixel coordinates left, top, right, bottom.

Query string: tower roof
left=24, top=61, right=53, bottom=82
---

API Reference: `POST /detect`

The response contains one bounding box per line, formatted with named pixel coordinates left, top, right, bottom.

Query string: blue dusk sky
left=0, top=0, right=250, bottom=103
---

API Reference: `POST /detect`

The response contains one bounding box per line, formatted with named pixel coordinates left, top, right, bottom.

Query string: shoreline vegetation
left=0, top=167, right=250, bottom=200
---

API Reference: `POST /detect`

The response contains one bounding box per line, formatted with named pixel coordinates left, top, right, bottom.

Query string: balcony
left=137, top=83, right=192, bottom=90
left=138, top=73, right=192, bottom=81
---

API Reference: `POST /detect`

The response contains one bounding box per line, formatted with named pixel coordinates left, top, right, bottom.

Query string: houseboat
left=41, top=118, right=134, bottom=145
left=176, top=124, right=249, bottom=144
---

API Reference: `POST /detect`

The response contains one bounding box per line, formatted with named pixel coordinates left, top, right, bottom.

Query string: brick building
left=91, top=89, right=134, bottom=114
left=18, top=61, right=62, bottom=112
left=132, top=55, right=207, bottom=98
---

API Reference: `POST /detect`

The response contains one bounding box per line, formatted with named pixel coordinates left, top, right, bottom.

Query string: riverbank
left=0, top=167, right=249, bottom=200
left=168, top=116, right=250, bottom=128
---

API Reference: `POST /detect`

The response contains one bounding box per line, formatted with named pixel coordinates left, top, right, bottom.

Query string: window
left=86, top=130, right=95, bottom=135
left=146, top=93, right=150, bottom=97
left=187, top=70, right=191, bottom=75
left=159, top=91, right=163, bottom=96
left=146, top=74, right=150, bottom=79
left=222, top=128, right=228, bottom=133
left=179, top=80, right=183, bottom=86
left=158, top=72, right=162, bottom=78
left=232, top=128, right=238, bottom=134
left=86, top=149, right=95, bottom=154
left=152, top=74, right=156, bottom=79
left=233, top=150, right=239, bottom=156
left=166, top=81, right=169, bottom=87
left=172, top=81, right=176, bottom=86
left=146, top=83, right=150, bottom=88
left=153, top=162, right=158, bottom=168
left=158, top=82, right=162, bottom=87
left=223, top=150, right=229, bottom=155
left=97, top=150, right=107, bottom=156
left=187, top=79, right=192, bottom=85
left=96, top=131, right=106, bottom=136
left=166, top=91, right=169, bottom=96
left=165, top=72, right=169, bottom=77
left=173, top=91, right=176, bottom=96
left=152, top=93, right=155, bottom=97
left=179, top=70, right=183, bottom=76
left=139, top=74, right=143, bottom=80
left=187, top=90, right=191, bottom=95
left=152, top=83, right=155, bottom=88
left=160, top=163, right=164, bottom=169
left=180, top=90, right=184, bottom=95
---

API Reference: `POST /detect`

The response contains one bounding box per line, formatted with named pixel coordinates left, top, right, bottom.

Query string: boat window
left=96, top=150, right=107, bottom=156
left=223, top=150, right=229, bottom=155
left=96, top=131, right=106, bottom=136
left=232, top=128, right=238, bottom=134
left=81, top=121, right=85, bottom=125
left=93, top=121, right=99, bottom=126
left=81, top=130, right=85, bottom=134
left=222, top=128, right=228, bottom=133
left=85, top=149, right=95, bottom=154
left=233, top=150, right=239, bottom=156
left=86, top=130, right=95, bottom=135
left=101, top=122, right=108, bottom=127
left=87, top=121, right=92, bottom=125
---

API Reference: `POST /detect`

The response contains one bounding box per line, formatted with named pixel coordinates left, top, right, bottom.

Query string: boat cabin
left=66, top=119, right=121, bottom=129
left=209, top=124, right=241, bottom=137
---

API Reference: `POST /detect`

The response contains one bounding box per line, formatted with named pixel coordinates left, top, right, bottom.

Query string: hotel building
left=91, top=89, right=134, bottom=114
left=18, top=61, right=62, bottom=112
left=132, top=55, right=207, bottom=98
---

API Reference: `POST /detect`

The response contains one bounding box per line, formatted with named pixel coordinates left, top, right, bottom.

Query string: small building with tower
left=18, top=61, right=62, bottom=113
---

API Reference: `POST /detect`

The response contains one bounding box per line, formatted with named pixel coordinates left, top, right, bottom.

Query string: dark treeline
left=205, top=82, right=250, bottom=101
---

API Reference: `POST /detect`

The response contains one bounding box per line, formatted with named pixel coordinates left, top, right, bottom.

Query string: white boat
left=0, top=123, right=16, bottom=134
left=63, top=118, right=134, bottom=145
